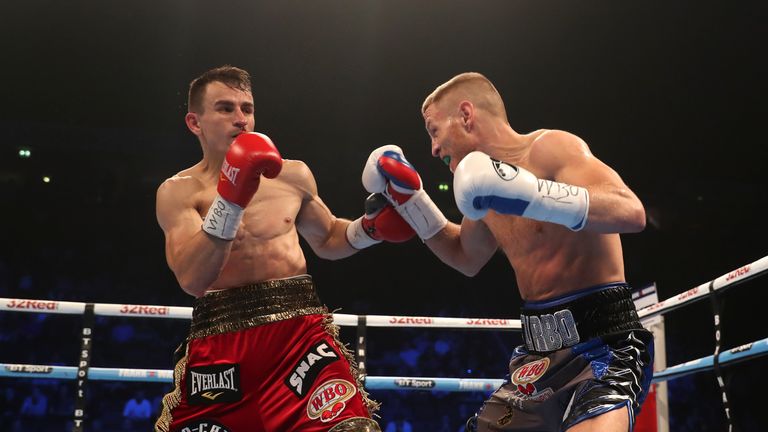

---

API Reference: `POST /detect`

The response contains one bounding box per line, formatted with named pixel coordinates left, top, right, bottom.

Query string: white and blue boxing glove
left=453, top=151, right=589, bottom=231
left=361, top=145, right=448, bottom=239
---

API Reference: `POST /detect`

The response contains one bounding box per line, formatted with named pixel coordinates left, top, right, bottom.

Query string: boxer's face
left=424, top=102, right=473, bottom=174
left=192, top=81, right=255, bottom=153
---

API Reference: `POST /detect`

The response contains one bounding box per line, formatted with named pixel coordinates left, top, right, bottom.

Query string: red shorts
left=155, top=276, right=378, bottom=432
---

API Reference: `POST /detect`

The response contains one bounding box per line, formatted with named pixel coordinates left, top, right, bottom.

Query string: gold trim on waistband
left=189, top=275, right=324, bottom=339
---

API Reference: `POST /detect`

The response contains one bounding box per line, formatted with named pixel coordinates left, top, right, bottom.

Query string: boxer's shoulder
left=527, top=130, right=590, bottom=174
left=529, top=130, right=589, bottom=156
left=270, top=159, right=318, bottom=197
left=276, top=159, right=311, bottom=179
left=159, top=172, right=206, bottom=196
left=156, top=165, right=213, bottom=212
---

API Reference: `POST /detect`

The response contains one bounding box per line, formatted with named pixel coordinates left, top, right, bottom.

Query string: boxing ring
left=2, top=255, right=767, bottom=431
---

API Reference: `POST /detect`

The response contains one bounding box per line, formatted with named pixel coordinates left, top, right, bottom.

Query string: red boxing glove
left=362, top=193, right=415, bottom=242
left=203, top=132, right=283, bottom=240
left=346, top=194, right=415, bottom=249
left=218, top=132, right=283, bottom=207
left=360, top=145, right=447, bottom=239
left=376, top=150, right=421, bottom=205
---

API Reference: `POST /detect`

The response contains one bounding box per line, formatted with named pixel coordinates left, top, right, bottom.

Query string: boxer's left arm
left=292, top=161, right=358, bottom=259
left=531, top=131, right=645, bottom=233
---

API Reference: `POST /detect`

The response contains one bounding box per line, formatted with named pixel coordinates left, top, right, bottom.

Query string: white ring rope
left=1, top=254, right=766, bottom=393
left=637, top=255, right=768, bottom=320
left=2, top=255, right=765, bottom=327
left=0, top=300, right=520, bottom=330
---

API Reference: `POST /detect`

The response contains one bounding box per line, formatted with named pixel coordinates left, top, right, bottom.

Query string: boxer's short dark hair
left=188, top=65, right=252, bottom=113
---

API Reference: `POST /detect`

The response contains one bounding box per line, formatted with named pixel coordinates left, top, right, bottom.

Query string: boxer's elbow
left=429, top=241, right=488, bottom=277
left=623, top=202, right=646, bottom=233
left=309, top=241, right=355, bottom=261
left=454, top=259, right=485, bottom=277
left=176, top=271, right=215, bottom=298
left=314, top=249, right=349, bottom=261
left=178, top=279, right=207, bottom=298
left=460, top=266, right=481, bottom=277
left=597, top=192, right=646, bottom=233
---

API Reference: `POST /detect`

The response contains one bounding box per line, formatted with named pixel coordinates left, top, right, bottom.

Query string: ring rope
left=3, top=255, right=764, bottom=327
left=637, top=255, right=768, bottom=320
left=0, top=300, right=520, bottom=329
left=0, top=256, right=768, bottom=404
left=2, top=336, right=767, bottom=390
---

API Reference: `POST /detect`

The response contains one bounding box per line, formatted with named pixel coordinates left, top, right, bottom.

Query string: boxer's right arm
left=361, top=145, right=496, bottom=275
left=156, top=178, right=233, bottom=297
left=158, top=133, right=283, bottom=297
left=362, top=145, right=448, bottom=240
left=424, top=218, right=498, bottom=277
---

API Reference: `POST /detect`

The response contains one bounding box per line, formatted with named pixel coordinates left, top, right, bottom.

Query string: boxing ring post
left=633, top=284, right=668, bottom=432
left=2, top=254, right=767, bottom=431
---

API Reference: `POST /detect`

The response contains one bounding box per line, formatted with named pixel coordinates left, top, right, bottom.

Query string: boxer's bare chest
left=192, top=175, right=304, bottom=241
left=483, top=213, right=564, bottom=261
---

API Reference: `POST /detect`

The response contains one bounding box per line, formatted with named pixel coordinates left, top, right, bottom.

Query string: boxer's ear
left=459, top=101, right=473, bottom=132
left=186, top=112, right=201, bottom=135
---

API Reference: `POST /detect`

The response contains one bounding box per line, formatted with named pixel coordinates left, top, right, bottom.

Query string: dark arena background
left=1, top=2, right=767, bottom=431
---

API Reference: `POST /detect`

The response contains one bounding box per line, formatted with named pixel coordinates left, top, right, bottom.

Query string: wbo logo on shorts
left=510, top=358, right=553, bottom=400
left=306, top=379, right=356, bottom=423
left=511, top=358, right=550, bottom=387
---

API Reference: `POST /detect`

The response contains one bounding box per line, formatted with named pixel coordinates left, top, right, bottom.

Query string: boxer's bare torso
left=481, top=130, right=625, bottom=301
left=159, top=159, right=316, bottom=292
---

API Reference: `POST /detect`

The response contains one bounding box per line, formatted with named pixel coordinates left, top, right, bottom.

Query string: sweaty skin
left=420, top=74, right=645, bottom=432
left=423, top=102, right=644, bottom=301
left=477, top=132, right=626, bottom=300
left=160, top=160, right=318, bottom=289
left=157, top=81, right=354, bottom=297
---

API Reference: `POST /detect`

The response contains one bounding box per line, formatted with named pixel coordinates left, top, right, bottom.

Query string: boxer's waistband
left=188, top=274, right=325, bottom=339
left=520, top=282, right=643, bottom=354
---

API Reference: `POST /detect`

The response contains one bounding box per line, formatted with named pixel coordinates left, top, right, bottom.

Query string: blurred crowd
left=0, top=256, right=516, bottom=431
left=2, top=256, right=765, bottom=431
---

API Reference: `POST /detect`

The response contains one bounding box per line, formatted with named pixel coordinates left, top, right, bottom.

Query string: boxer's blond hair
left=188, top=65, right=252, bottom=113
left=422, top=72, right=507, bottom=122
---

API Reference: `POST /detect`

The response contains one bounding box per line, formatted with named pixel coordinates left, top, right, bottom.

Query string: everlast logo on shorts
left=285, top=341, right=340, bottom=398
left=187, top=364, right=241, bottom=405
left=521, top=309, right=580, bottom=352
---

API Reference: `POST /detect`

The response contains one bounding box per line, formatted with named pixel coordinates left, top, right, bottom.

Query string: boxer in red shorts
left=154, top=66, right=412, bottom=432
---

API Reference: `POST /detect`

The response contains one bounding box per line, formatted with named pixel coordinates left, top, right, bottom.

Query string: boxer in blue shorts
left=360, top=72, right=652, bottom=431
left=472, top=282, right=653, bottom=431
